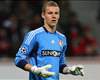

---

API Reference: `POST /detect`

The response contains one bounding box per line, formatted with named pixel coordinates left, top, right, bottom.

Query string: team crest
left=58, top=40, right=63, bottom=46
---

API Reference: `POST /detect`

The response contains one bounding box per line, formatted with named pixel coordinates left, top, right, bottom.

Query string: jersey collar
left=42, top=26, right=56, bottom=34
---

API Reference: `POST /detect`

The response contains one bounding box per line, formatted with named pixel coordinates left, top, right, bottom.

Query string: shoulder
left=56, top=31, right=67, bottom=45
left=56, top=31, right=66, bottom=39
left=24, top=27, right=44, bottom=44
left=27, top=27, right=44, bottom=36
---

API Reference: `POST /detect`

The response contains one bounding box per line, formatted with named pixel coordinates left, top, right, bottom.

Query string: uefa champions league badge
left=20, top=47, right=27, bottom=54
left=58, top=40, right=63, bottom=46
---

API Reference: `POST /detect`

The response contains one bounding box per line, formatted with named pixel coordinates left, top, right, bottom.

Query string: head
left=41, top=1, right=60, bottom=29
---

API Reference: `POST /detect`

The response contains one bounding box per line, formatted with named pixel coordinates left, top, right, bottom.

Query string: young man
left=15, top=1, right=84, bottom=80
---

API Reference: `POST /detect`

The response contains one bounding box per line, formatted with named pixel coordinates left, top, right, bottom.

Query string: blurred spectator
left=69, top=29, right=82, bottom=56
left=79, top=24, right=98, bottom=56
left=0, top=28, right=12, bottom=58
left=65, top=11, right=84, bottom=56
left=12, top=0, right=33, bottom=21
left=2, top=14, right=19, bottom=44
left=70, top=24, right=98, bottom=56
left=97, top=5, right=100, bottom=23
left=31, top=14, right=43, bottom=30
left=66, top=11, right=83, bottom=38
left=31, top=0, right=44, bottom=15
left=19, top=20, right=31, bottom=40
left=2, top=14, right=21, bottom=57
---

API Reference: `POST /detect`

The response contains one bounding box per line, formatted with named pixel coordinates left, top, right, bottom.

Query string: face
left=42, top=6, right=60, bottom=28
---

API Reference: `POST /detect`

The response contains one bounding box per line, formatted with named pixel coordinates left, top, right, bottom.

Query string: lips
left=51, top=20, right=56, bottom=22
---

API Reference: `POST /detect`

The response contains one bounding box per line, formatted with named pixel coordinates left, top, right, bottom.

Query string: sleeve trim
left=59, top=64, right=67, bottom=73
left=16, top=60, right=28, bottom=69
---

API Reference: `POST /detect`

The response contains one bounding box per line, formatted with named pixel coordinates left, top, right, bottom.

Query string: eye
left=55, top=12, right=59, bottom=14
left=48, top=12, right=53, bottom=14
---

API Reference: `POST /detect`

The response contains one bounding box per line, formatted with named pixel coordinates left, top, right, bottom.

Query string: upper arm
left=15, top=31, right=37, bottom=69
left=59, top=37, right=67, bottom=73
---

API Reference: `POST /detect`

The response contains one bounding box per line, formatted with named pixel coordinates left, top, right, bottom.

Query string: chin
left=50, top=25, right=56, bottom=28
left=51, top=24, right=57, bottom=27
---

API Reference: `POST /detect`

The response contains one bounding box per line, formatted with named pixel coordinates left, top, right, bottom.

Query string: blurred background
left=0, top=0, right=100, bottom=80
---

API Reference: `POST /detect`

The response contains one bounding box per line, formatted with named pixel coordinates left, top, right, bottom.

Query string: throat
left=44, top=25, right=56, bottom=33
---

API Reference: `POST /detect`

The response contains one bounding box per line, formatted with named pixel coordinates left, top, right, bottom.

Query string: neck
left=44, top=24, right=56, bottom=33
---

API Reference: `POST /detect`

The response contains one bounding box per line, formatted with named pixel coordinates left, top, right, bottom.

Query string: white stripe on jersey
left=56, top=31, right=65, bottom=38
left=25, top=27, right=44, bottom=45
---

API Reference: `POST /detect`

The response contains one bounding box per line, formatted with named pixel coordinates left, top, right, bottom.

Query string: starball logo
left=20, top=47, right=27, bottom=54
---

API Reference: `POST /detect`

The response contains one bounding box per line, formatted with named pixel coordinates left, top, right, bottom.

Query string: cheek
left=44, top=17, right=50, bottom=23
left=45, top=16, right=51, bottom=21
left=57, top=15, right=60, bottom=19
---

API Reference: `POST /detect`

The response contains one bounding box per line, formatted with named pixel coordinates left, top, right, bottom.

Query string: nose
left=52, top=14, right=56, bottom=19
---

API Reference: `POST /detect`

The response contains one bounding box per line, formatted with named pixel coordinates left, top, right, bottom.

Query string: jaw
left=45, top=22, right=57, bottom=28
left=44, top=23, right=57, bottom=33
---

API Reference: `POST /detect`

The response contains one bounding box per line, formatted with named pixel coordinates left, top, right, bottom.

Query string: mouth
left=52, top=20, right=56, bottom=21
left=51, top=20, right=57, bottom=23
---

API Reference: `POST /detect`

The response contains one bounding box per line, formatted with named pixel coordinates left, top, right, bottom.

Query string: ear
left=41, top=12, right=45, bottom=19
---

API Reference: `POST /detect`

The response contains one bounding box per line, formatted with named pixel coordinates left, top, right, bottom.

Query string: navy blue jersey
left=15, top=27, right=67, bottom=80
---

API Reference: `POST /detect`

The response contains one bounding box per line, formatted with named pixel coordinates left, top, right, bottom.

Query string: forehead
left=45, top=6, right=60, bottom=12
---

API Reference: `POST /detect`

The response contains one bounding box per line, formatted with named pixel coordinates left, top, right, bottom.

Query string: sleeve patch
left=20, top=47, right=27, bottom=54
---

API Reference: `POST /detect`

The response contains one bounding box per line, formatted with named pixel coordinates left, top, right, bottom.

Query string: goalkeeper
left=15, top=1, right=84, bottom=80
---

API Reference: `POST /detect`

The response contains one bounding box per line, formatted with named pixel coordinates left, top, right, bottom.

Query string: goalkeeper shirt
left=15, top=27, right=67, bottom=80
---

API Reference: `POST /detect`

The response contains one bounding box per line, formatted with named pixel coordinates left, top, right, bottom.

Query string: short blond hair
left=42, top=1, right=59, bottom=13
